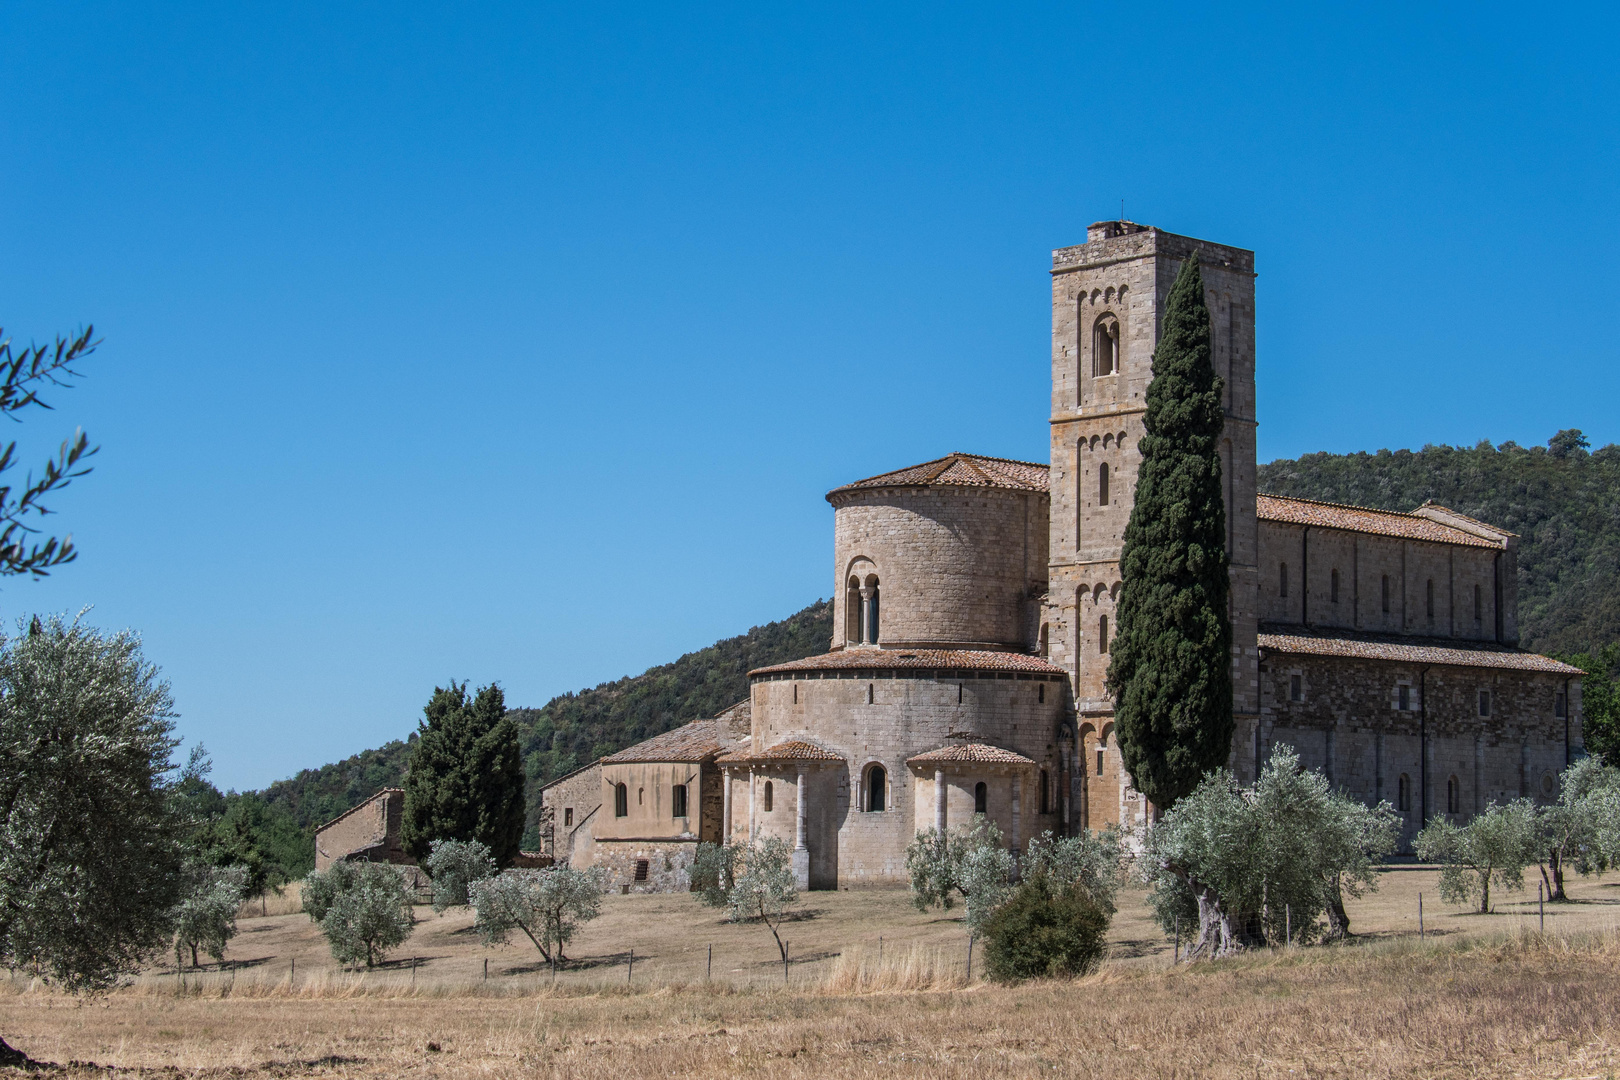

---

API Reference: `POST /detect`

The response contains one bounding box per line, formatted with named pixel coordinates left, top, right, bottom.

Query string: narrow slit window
left=1280, top=562, right=1289, bottom=599
left=1039, top=770, right=1050, bottom=814
left=1099, top=614, right=1108, bottom=655
left=763, top=781, right=773, bottom=812
left=1398, top=774, right=1411, bottom=813
left=1096, top=747, right=1104, bottom=776
left=1098, top=462, right=1110, bottom=507
left=1447, top=776, right=1460, bottom=815
left=1556, top=692, right=1567, bottom=718
left=1289, top=674, right=1302, bottom=703
left=614, top=783, right=628, bottom=818
left=1478, top=690, right=1491, bottom=717
left=1398, top=685, right=1411, bottom=711
left=563, top=807, right=573, bottom=827
left=974, top=781, right=988, bottom=815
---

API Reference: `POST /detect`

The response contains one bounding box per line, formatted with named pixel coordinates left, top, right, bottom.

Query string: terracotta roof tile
left=1257, top=495, right=1505, bottom=549
left=752, top=648, right=1065, bottom=678
left=907, top=743, right=1036, bottom=766
left=1257, top=627, right=1582, bottom=674
left=828, top=453, right=1049, bottom=499
left=717, top=739, right=845, bottom=764
left=601, top=720, right=741, bottom=764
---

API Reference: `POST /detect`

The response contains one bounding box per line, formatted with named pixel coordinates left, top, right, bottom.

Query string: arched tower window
left=845, top=576, right=861, bottom=644
left=763, top=781, right=774, bottom=812
left=1330, top=568, right=1340, bottom=604
left=1092, top=314, right=1120, bottom=376
left=1446, top=775, right=1460, bottom=815
left=864, top=764, right=887, bottom=812
left=974, top=781, right=988, bottom=815
left=1397, top=774, right=1411, bottom=813
left=1098, top=614, right=1108, bottom=654
left=865, top=575, right=881, bottom=644
left=1098, top=462, right=1110, bottom=507
left=614, top=783, right=628, bottom=818
left=1280, top=562, right=1289, bottom=599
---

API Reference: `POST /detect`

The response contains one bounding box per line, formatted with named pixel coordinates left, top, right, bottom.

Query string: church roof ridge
left=1256, top=493, right=1505, bottom=549
left=827, top=452, right=1049, bottom=500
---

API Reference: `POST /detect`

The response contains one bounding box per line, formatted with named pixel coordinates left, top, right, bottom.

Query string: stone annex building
left=540, top=221, right=1585, bottom=893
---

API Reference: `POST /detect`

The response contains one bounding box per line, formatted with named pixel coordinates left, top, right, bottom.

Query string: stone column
left=792, top=766, right=810, bottom=889
left=1059, top=749, right=1070, bottom=836
left=747, top=768, right=757, bottom=842
left=858, top=587, right=873, bottom=645
left=1010, top=772, right=1022, bottom=854
left=934, top=768, right=947, bottom=834
left=722, top=766, right=733, bottom=844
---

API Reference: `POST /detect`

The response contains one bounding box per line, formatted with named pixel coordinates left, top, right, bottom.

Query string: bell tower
left=1043, top=222, right=1260, bottom=826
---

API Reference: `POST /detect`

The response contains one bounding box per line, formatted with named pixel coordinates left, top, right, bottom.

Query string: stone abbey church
left=539, top=222, right=1584, bottom=892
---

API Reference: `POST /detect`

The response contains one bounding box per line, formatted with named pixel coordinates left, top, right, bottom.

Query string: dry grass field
left=3, top=866, right=1619, bottom=1077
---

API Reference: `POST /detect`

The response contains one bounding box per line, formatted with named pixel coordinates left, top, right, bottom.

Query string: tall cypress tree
left=401, top=681, right=526, bottom=866
left=1106, top=252, right=1233, bottom=810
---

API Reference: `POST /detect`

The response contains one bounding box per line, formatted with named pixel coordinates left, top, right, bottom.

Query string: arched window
left=1447, top=775, right=1460, bottom=815
left=1093, top=314, right=1119, bottom=376
left=1426, top=579, right=1435, bottom=618
left=1098, top=614, right=1108, bottom=654
left=1474, top=584, right=1483, bottom=623
left=672, top=784, right=688, bottom=818
left=864, top=764, right=887, bottom=812
left=865, top=576, right=881, bottom=644
left=1098, top=462, right=1110, bottom=507
left=1039, top=770, right=1050, bottom=814
left=763, top=780, right=773, bottom=813
left=1330, top=568, right=1340, bottom=604
left=614, top=783, right=628, bottom=818
left=1280, top=562, right=1289, bottom=599
left=974, top=781, right=988, bottom=815
left=1381, top=575, right=1391, bottom=614
left=845, top=576, right=861, bottom=644
left=1397, top=774, right=1410, bottom=813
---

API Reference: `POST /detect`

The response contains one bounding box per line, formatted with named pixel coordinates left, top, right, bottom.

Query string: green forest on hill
left=245, top=430, right=1620, bottom=869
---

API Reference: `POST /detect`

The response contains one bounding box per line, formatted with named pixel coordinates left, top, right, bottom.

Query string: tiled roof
left=717, top=739, right=845, bottom=764
left=601, top=720, right=741, bottom=764
left=828, top=453, right=1050, bottom=499
left=1257, top=495, right=1505, bottom=549
left=752, top=648, right=1066, bottom=678
left=1257, top=627, right=1583, bottom=674
left=907, top=743, right=1036, bottom=766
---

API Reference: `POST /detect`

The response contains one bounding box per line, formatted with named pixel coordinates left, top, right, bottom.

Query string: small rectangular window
left=1478, top=690, right=1491, bottom=717
left=1556, top=692, right=1567, bottom=718
left=672, top=783, right=688, bottom=818
left=633, top=859, right=650, bottom=882
left=1289, top=674, right=1302, bottom=703
left=1398, top=685, right=1411, bottom=711
left=563, top=807, right=573, bottom=827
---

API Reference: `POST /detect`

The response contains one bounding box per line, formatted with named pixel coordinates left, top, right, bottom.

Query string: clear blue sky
left=2, top=4, right=1615, bottom=790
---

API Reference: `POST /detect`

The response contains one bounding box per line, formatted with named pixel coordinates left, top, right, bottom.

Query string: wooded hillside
left=1257, top=430, right=1620, bottom=655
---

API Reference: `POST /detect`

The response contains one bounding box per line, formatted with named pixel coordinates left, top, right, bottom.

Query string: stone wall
left=741, top=670, right=1066, bottom=885
left=537, top=763, right=602, bottom=866
left=593, top=839, right=699, bottom=894
left=314, top=788, right=407, bottom=869
left=829, top=486, right=1049, bottom=650
left=1254, top=652, right=1582, bottom=848
left=595, top=760, right=707, bottom=843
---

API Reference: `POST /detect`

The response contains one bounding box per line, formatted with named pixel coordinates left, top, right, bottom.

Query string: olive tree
left=470, top=865, right=606, bottom=965
left=905, top=815, right=1015, bottom=939
left=1141, top=746, right=1398, bottom=958
left=0, top=615, right=187, bottom=1066
left=1417, top=799, right=1541, bottom=914
left=425, top=838, right=497, bottom=912
left=1538, top=755, right=1620, bottom=900
left=173, top=863, right=248, bottom=969
left=722, top=837, right=800, bottom=966
left=1022, top=828, right=1123, bottom=913
left=304, top=861, right=415, bottom=968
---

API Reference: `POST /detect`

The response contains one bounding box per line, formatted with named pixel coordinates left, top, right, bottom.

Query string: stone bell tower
left=1042, top=221, right=1260, bottom=828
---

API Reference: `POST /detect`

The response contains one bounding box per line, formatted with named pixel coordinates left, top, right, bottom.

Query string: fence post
left=783, top=942, right=789, bottom=984
left=966, top=935, right=974, bottom=982
left=483, top=958, right=488, bottom=981
left=1419, top=893, right=1424, bottom=940
left=707, top=944, right=712, bottom=981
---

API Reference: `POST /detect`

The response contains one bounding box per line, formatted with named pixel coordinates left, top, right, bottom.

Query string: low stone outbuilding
left=314, top=787, right=411, bottom=870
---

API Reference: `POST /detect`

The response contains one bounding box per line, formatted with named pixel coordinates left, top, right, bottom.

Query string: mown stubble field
left=3, top=867, right=1619, bottom=1078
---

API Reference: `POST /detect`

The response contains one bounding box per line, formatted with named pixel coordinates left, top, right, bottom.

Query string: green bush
left=980, top=878, right=1109, bottom=982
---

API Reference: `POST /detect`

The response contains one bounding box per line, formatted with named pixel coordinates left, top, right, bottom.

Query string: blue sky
left=2, top=3, right=1615, bottom=790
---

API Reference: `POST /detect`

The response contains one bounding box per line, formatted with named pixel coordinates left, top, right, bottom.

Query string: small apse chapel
left=540, top=221, right=1584, bottom=892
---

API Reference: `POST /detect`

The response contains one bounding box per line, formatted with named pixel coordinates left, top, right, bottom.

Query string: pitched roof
left=828, top=453, right=1049, bottom=499
left=1257, top=627, right=1583, bottom=674
left=1257, top=495, right=1507, bottom=549
left=717, top=739, right=845, bottom=764
left=752, top=648, right=1066, bottom=678
left=314, top=788, right=403, bottom=836
left=601, top=719, right=741, bottom=764
left=907, top=742, right=1036, bottom=766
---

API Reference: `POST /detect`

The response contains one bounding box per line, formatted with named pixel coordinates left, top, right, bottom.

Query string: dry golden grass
left=2, top=867, right=1617, bottom=1077
left=235, top=881, right=304, bottom=921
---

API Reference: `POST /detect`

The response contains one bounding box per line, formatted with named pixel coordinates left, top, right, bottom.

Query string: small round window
left=1541, top=772, right=1557, bottom=796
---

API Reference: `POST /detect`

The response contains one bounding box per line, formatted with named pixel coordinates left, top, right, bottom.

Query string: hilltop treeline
left=255, top=600, right=834, bottom=850
left=1257, top=430, right=1620, bottom=655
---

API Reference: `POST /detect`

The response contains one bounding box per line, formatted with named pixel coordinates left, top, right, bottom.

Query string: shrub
left=470, top=865, right=606, bottom=964
left=173, top=863, right=248, bottom=968
left=981, top=877, right=1109, bottom=982
left=424, top=838, right=496, bottom=912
